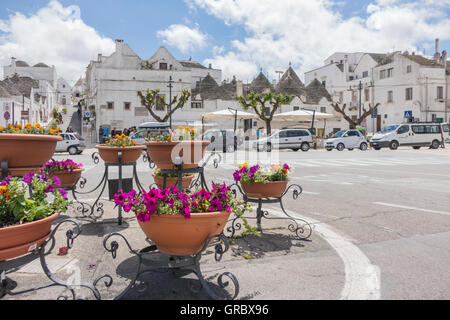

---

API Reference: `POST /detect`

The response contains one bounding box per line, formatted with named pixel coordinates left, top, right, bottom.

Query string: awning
left=203, top=109, right=258, bottom=120
left=273, top=109, right=334, bottom=121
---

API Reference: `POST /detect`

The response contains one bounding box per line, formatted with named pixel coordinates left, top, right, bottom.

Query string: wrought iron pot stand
left=73, top=151, right=146, bottom=225
left=0, top=219, right=112, bottom=300
left=227, top=183, right=313, bottom=240
left=103, top=232, right=239, bottom=300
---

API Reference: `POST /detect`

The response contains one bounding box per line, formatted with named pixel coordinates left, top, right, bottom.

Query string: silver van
left=253, top=129, right=313, bottom=152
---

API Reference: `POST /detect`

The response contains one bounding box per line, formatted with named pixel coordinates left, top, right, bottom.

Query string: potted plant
left=144, top=126, right=210, bottom=170
left=0, top=123, right=62, bottom=171
left=233, top=163, right=292, bottom=198
left=96, top=134, right=144, bottom=164
left=114, top=183, right=251, bottom=256
left=152, top=168, right=194, bottom=190
left=41, top=159, right=84, bottom=189
left=0, top=173, right=71, bottom=261
left=62, top=107, right=67, bottom=115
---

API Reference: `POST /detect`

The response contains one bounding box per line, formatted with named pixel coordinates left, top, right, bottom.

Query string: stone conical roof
left=249, top=71, right=272, bottom=94
left=276, top=66, right=306, bottom=96
left=192, top=74, right=220, bottom=100
left=305, top=79, right=331, bottom=104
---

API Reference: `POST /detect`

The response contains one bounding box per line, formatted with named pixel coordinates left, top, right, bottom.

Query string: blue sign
left=404, top=111, right=412, bottom=119
left=3, top=111, right=10, bottom=120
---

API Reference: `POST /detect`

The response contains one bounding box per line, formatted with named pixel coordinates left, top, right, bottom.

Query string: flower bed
left=0, top=123, right=62, bottom=169
left=233, top=163, right=292, bottom=198
left=0, top=173, right=71, bottom=261
left=152, top=168, right=194, bottom=189
left=41, top=159, right=84, bottom=189
left=96, top=134, right=143, bottom=164
left=114, top=184, right=252, bottom=255
left=145, top=127, right=210, bottom=170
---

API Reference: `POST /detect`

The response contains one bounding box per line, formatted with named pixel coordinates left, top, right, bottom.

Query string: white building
left=304, top=39, right=450, bottom=134
left=85, top=40, right=224, bottom=134
left=2, top=57, right=72, bottom=125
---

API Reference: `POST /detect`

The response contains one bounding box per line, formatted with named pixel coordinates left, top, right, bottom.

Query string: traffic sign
left=84, top=111, right=91, bottom=118
left=371, top=107, right=378, bottom=118
left=404, top=111, right=412, bottom=119
left=3, top=111, right=10, bottom=121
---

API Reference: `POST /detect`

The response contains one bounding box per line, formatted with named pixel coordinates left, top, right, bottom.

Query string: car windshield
left=332, top=130, right=346, bottom=138
left=379, top=125, right=399, bottom=134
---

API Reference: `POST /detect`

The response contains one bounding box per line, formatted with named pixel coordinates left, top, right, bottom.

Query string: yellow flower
left=0, top=126, right=4, bottom=131
left=243, top=162, right=248, bottom=168
left=239, top=164, right=243, bottom=169
left=178, top=126, right=184, bottom=130
left=185, top=126, right=191, bottom=132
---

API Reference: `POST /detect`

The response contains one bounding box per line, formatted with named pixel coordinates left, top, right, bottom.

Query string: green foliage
left=0, top=175, right=72, bottom=228
left=137, top=88, right=192, bottom=123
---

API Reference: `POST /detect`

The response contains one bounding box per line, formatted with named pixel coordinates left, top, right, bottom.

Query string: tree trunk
left=265, top=120, right=272, bottom=136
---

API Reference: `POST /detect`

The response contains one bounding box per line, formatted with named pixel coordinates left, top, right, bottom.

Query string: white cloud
left=0, top=0, right=115, bottom=85
left=188, top=0, right=450, bottom=82
left=157, top=24, right=208, bottom=54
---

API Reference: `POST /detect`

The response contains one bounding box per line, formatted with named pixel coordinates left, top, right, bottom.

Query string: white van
left=370, top=123, right=444, bottom=150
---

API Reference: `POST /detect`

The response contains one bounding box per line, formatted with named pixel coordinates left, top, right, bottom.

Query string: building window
left=387, top=91, right=393, bottom=103
left=159, top=63, right=168, bottom=70
left=387, top=68, right=394, bottom=78
left=321, top=81, right=326, bottom=86
left=191, top=102, right=203, bottom=109
left=405, top=88, right=413, bottom=101
left=124, top=102, right=131, bottom=111
left=320, top=107, right=327, bottom=113
left=62, top=98, right=66, bottom=105
left=155, top=95, right=165, bottom=111
left=62, top=85, right=66, bottom=88
left=437, top=86, right=444, bottom=100
left=362, top=71, right=369, bottom=78
left=293, top=106, right=300, bottom=111
left=364, top=88, right=370, bottom=102
left=107, top=102, right=114, bottom=109
left=406, top=65, right=412, bottom=73
left=380, top=70, right=386, bottom=79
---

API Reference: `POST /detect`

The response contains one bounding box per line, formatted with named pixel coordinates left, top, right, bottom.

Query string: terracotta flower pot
left=137, top=211, right=231, bottom=256
left=0, top=213, right=59, bottom=261
left=153, top=174, right=194, bottom=189
left=0, top=134, right=62, bottom=169
left=241, top=180, right=289, bottom=198
left=145, top=141, right=211, bottom=170
left=50, top=169, right=84, bottom=189
left=96, top=145, right=144, bottom=164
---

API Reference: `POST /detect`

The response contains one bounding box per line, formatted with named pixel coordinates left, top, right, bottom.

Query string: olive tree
left=137, top=89, right=191, bottom=123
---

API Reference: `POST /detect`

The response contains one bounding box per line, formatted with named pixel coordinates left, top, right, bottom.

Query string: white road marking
left=267, top=207, right=381, bottom=300
left=373, top=202, right=450, bottom=216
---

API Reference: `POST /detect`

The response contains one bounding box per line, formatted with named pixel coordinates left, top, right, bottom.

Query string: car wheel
left=291, top=148, right=299, bottom=152
left=412, top=146, right=421, bottom=150
left=373, top=147, right=381, bottom=151
left=68, top=146, right=78, bottom=155
left=431, top=140, right=440, bottom=149
left=336, top=143, right=345, bottom=151
left=326, top=148, right=333, bottom=151
left=226, top=144, right=235, bottom=153
left=389, top=140, right=399, bottom=150
left=301, top=143, right=310, bottom=152
left=266, top=143, right=272, bottom=153
left=360, top=142, right=368, bottom=151
left=348, top=148, right=354, bottom=151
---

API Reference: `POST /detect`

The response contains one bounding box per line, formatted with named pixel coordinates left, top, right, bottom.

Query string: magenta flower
left=58, top=188, right=68, bottom=199
left=283, top=164, right=290, bottom=171
left=137, top=212, right=151, bottom=223
left=44, top=185, right=54, bottom=193
left=52, top=176, right=61, bottom=186
left=23, top=172, right=35, bottom=184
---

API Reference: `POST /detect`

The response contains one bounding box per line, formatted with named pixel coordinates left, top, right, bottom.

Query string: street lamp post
left=167, top=76, right=174, bottom=130
left=228, top=107, right=238, bottom=151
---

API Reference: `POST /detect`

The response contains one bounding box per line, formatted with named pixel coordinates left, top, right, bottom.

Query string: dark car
left=202, top=129, right=237, bottom=153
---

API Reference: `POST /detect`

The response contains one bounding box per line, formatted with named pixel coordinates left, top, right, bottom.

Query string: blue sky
left=0, top=0, right=449, bottom=84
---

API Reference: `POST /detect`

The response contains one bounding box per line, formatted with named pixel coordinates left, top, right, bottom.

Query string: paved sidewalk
left=1, top=196, right=329, bottom=300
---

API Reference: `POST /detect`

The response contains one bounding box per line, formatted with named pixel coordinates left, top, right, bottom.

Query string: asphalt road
left=3, top=146, right=450, bottom=300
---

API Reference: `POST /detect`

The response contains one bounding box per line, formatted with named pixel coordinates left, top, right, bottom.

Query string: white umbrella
left=203, top=109, right=258, bottom=120
left=274, top=109, right=334, bottom=121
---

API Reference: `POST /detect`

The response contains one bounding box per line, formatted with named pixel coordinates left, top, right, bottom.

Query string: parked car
left=202, top=129, right=237, bottom=153
left=253, top=129, right=313, bottom=152
left=370, top=123, right=444, bottom=150
left=55, top=132, right=85, bottom=155
left=325, top=129, right=368, bottom=151
left=443, top=123, right=450, bottom=143
left=130, top=129, right=170, bottom=147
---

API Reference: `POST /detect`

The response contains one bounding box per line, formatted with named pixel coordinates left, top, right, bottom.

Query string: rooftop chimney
left=434, top=38, right=441, bottom=62
left=115, top=39, right=124, bottom=54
